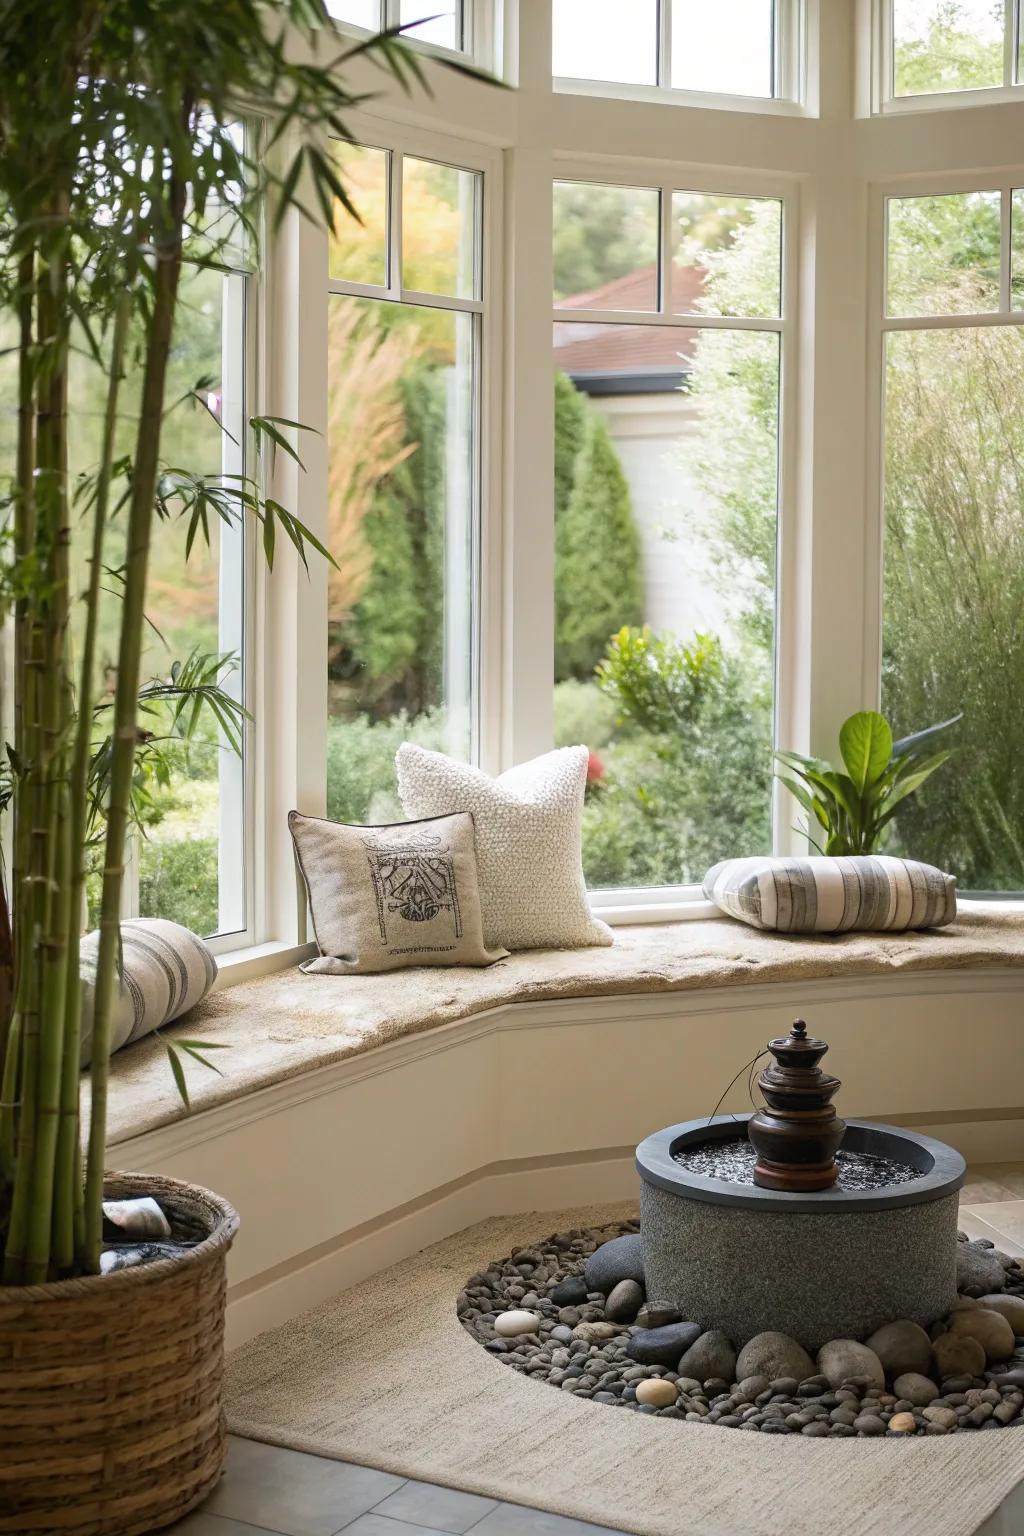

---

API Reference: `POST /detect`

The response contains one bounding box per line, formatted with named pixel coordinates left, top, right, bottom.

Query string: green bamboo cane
left=52, top=292, right=131, bottom=1273
left=0, top=249, right=37, bottom=1190
left=2, top=277, right=56, bottom=1283
left=84, top=161, right=188, bottom=1273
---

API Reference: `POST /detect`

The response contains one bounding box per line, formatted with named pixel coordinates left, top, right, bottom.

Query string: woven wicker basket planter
left=0, top=1171, right=239, bottom=1536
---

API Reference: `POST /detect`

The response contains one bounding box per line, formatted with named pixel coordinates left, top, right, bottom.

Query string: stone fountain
left=635, top=1020, right=967, bottom=1351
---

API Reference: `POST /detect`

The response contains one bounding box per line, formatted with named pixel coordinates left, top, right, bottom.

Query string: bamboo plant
left=0, top=0, right=469, bottom=1285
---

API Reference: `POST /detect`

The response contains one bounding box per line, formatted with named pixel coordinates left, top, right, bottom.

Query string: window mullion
left=657, top=0, right=672, bottom=90
left=1006, top=0, right=1017, bottom=86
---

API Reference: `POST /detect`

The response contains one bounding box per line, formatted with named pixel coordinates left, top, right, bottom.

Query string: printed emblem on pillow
left=702, top=854, right=957, bottom=934
left=289, top=809, right=507, bottom=974
left=395, top=743, right=612, bottom=952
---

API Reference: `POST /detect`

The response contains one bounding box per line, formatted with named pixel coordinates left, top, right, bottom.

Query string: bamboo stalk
left=0, top=248, right=36, bottom=1190
left=84, top=155, right=189, bottom=1273
left=52, top=292, right=131, bottom=1272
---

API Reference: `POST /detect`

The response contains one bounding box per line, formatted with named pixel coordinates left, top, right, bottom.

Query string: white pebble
left=494, top=1309, right=542, bottom=1338
left=635, top=1378, right=678, bottom=1407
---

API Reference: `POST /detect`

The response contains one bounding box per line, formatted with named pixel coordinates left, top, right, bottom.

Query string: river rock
left=678, top=1330, right=736, bottom=1386
left=888, top=1411, right=917, bottom=1434
left=626, top=1321, right=702, bottom=1367
left=494, top=1310, right=541, bottom=1338
left=817, top=1340, right=885, bottom=1393
left=635, top=1378, right=678, bottom=1408
left=976, top=1294, right=1024, bottom=1336
left=635, top=1302, right=681, bottom=1330
left=933, top=1331, right=986, bottom=1378
left=584, top=1234, right=645, bottom=1295
left=893, top=1372, right=939, bottom=1406
left=605, top=1279, right=644, bottom=1324
left=865, top=1320, right=933, bottom=1378
left=735, top=1332, right=815, bottom=1386
left=924, top=1404, right=959, bottom=1430
left=948, top=1306, right=1015, bottom=1361
left=549, top=1276, right=589, bottom=1308
left=573, top=1321, right=620, bottom=1343
left=957, top=1242, right=1006, bottom=1295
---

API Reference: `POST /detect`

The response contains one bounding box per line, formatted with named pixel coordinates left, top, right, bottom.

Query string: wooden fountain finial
left=748, top=1019, right=846, bottom=1191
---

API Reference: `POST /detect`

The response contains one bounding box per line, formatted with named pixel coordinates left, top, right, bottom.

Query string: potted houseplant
left=0, top=4, right=474, bottom=1529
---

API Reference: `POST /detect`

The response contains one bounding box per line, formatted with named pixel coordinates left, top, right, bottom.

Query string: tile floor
left=173, top=1165, right=1024, bottom=1536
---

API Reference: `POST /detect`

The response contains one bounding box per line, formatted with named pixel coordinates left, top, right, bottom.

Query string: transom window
left=552, top=0, right=794, bottom=103
left=551, top=177, right=785, bottom=891
left=881, top=0, right=1024, bottom=106
left=326, top=0, right=467, bottom=53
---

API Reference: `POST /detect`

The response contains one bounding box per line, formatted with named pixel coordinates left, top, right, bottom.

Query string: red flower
left=586, top=750, right=606, bottom=786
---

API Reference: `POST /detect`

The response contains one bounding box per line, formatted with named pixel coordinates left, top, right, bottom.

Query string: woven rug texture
left=225, top=1202, right=1024, bottom=1536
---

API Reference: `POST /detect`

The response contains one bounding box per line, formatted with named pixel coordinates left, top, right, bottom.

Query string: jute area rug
left=225, top=1202, right=1024, bottom=1536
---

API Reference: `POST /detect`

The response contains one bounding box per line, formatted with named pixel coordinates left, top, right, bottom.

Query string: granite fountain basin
left=636, top=1114, right=966, bottom=1352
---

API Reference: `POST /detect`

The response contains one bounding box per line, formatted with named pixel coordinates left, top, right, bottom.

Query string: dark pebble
left=549, top=1276, right=589, bottom=1307
left=626, top=1321, right=702, bottom=1367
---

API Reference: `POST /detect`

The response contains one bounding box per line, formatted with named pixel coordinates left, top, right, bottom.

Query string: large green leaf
left=839, top=711, right=893, bottom=793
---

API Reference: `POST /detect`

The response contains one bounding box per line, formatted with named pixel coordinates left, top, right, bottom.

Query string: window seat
left=93, top=905, right=1024, bottom=1146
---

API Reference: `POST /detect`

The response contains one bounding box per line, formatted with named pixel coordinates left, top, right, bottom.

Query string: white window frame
left=871, top=0, right=1024, bottom=115
left=324, top=120, right=498, bottom=775
left=863, top=168, right=1024, bottom=898
left=325, top=0, right=496, bottom=70
left=552, top=0, right=806, bottom=115
left=547, top=158, right=798, bottom=921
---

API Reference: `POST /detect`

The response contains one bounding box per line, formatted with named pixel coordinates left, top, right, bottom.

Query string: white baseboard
left=226, top=1149, right=638, bottom=1350
left=224, top=1116, right=1024, bottom=1350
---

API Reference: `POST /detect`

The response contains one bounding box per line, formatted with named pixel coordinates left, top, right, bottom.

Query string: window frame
left=325, top=0, right=495, bottom=70
left=547, top=158, right=798, bottom=918
left=552, top=0, right=806, bottom=115
left=872, top=0, right=1024, bottom=115
left=323, top=125, right=491, bottom=780
left=863, top=167, right=1024, bottom=898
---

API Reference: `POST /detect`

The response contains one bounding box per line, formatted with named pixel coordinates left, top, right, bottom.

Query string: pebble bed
left=457, top=1219, right=1024, bottom=1437
left=671, top=1138, right=920, bottom=1190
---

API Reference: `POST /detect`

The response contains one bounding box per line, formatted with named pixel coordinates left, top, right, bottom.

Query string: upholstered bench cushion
left=91, top=906, right=1024, bottom=1145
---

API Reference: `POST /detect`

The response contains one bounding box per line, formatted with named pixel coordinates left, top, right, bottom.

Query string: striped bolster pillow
left=79, top=918, right=218, bottom=1066
left=703, top=855, right=957, bottom=933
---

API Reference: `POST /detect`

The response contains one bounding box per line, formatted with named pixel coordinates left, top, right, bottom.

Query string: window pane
left=892, top=0, right=1005, bottom=96
left=552, top=0, right=658, bottom=85
left=1013, top=190, right=1024, bottom=308
left=886, top=191, right=1001, bottom=317
left=670, top=0, right=774, bottom=97
left=402, top=157, right=480, bottom=299
left=326, top=295, right=474, bottom=822
left=553, top=182, right=660, bottom=311
left=400, top=0, right=461, bottom=50
left=330, top=142, right=389, bottom=287
left=552, top=322, right=778, bottom=889
left=882, top=327, right=1024, bottom=892
left=326, top=0, right=380, bottom=24
left=70, top=266, right=248, bottom=938
left=671, top=192, right=782, bottom=317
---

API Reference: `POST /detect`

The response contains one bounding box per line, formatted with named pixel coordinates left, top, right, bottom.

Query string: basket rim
left=0, top=1169, right=239, bottom=1303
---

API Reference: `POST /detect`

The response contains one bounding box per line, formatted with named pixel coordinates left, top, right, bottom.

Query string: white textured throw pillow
left=396, top=744, right=612, bottom=952
left=79, top=918, right=218, bottom=1065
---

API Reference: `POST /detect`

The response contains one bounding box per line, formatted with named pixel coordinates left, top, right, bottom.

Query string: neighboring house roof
left=553, top=262, right=706, bottom=393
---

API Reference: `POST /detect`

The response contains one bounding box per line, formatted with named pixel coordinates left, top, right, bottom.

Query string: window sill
left=214, top=939, right=316, bottom=992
